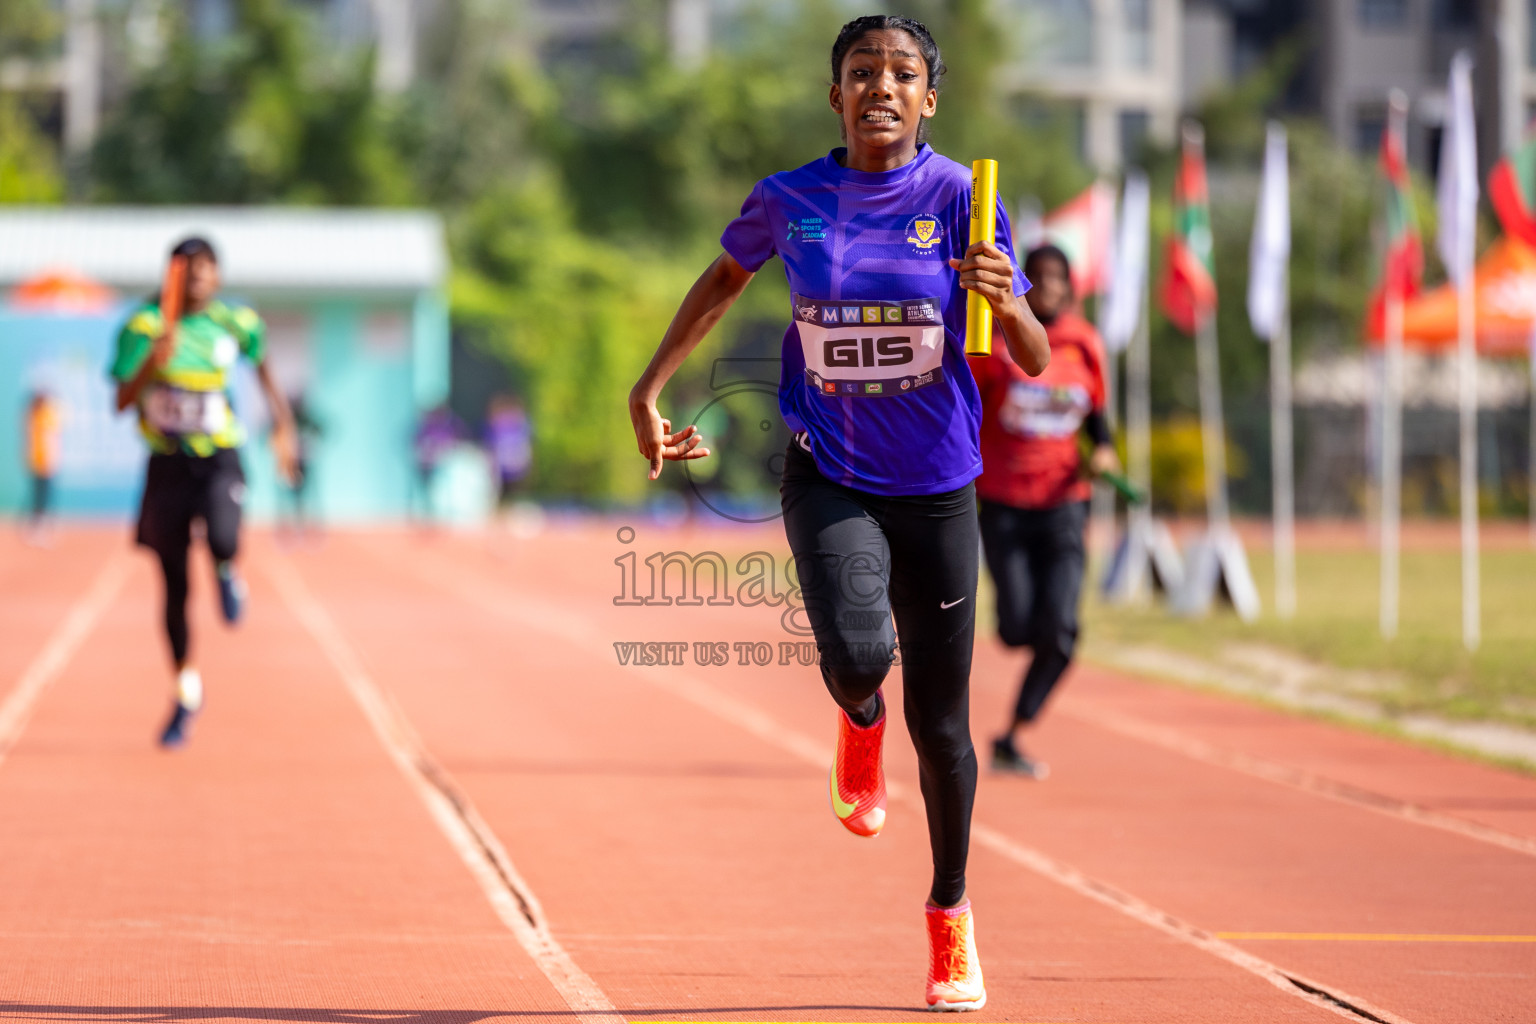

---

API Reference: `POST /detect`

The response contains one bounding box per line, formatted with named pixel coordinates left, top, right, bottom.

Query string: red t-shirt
left=970, top=312, right=1107, bottom=510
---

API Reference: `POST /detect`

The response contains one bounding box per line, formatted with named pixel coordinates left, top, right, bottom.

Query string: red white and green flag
left=1160, top=124, right=1217, bottom=334
left=1040, top=181, right=1116, bottom=297
left=1489, top=134, right=1536, bottom=249
left=1366, top=107, right=1423, bottom=337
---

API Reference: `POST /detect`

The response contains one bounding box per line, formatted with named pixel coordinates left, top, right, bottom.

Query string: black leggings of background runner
left=780, top=441, right=978, bottom=907
left=29, top=474, right=51, bottom=522
left=978, top=499, right=1087, bottom=725
left=135, top=449, right=245, bottom=665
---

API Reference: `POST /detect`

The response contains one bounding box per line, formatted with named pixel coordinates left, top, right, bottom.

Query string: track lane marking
left=263, top=555, right=619, bottom=1024
left=0, top=553, right=131, bottom=767
left=1219, top=933, right=1536, bottom=943
left=390, top=541, right=1417, bottom=1024
left=1059, top=703, right=1536, bottom=860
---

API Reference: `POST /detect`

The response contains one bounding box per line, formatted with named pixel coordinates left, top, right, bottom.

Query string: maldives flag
left=1366, top=106, right=1423, bottom=337
left=1160, top=124, right=1217, bottom=334
left=1490, top=136, right=1536, bottom=249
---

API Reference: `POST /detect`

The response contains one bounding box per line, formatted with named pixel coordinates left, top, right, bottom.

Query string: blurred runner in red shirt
left=970, top=244, right=1118, bottom=778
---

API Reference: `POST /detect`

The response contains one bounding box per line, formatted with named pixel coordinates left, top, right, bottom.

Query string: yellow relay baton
left=965, top=158, right=998, bottom=356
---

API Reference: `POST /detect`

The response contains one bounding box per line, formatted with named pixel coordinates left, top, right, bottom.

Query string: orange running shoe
left=829, top=698, right=886, bottom=837
left=925, top=901, right=986, bottom=1011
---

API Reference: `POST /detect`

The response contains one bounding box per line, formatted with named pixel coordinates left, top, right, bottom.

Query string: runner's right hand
left=150, top=329, right=178, bottom=369
left=629, top=398, right=709, bottom=481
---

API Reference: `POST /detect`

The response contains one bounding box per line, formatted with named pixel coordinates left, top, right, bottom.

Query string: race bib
left=792, top=295, right=946, bottom=398
left=144, top=385, right=231, bottom=436
left=998, top=380, right=1092, bottom=439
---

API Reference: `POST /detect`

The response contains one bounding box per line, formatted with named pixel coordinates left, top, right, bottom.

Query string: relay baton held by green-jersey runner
left=965, top=158, right=998, bottom=357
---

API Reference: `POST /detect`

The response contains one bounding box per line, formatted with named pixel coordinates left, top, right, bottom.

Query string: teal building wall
left=0, top=289, right=450, bottom=523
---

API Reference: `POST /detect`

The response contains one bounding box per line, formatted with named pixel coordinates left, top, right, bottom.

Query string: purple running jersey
left=721, top=145, right=1029, bottom=496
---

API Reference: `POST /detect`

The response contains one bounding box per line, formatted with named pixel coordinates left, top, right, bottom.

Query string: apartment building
left=1314, top=0, right=1535, bottom=175
left=996, top=0, right=1181, bottom=171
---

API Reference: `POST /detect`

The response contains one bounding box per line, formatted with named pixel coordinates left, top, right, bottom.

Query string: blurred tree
left=0, top=0, right=60, bottom=59
left=450, top=171, right=704, bottom=503
left=0, top=94, right=64, bottom=202
left=91, top=0, right=413, bottom=204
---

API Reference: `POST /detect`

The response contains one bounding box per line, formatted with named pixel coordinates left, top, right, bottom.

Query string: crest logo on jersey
left=906, top=214, right=942, bottom=252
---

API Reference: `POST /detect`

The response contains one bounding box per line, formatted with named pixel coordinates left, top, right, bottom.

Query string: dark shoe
left=991, top=736, right=1049, bottom=779
left=217, top=563, right=246, bottom=624
left=159, top=702, right=196, bottom=748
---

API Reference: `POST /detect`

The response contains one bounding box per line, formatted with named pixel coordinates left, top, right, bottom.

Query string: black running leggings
left=138, top=450, right=244, bottom=666
left=978, top=499, right=1087, bottom=725
left=781, top=442, right=979, bottom=907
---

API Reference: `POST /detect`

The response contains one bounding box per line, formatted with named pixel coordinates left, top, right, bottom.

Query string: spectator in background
left=412, top=402, right=463, bottom=523
left=485, top=395, right=533, bottom=507
left=24, top=390, right=61, bottom=544
left=281, top=391, right=324, bottom=540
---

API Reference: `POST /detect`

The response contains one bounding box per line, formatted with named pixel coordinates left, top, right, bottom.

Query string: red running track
left=0, top=522, right=1532, bottom=1024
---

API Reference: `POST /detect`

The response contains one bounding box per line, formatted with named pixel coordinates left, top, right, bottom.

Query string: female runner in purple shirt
left=627, top=15, right=1049, bottom=1009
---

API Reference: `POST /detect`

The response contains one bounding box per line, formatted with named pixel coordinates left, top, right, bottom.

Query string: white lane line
left=1060, top=703, right=1536, bottom=860
left=0, top=553, right=132, bottom=765
left=263, top=555, right=619, bottom=1024
left=398, top=545, right=1415, bottom=1024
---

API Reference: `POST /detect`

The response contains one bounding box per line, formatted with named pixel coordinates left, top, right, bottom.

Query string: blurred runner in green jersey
left=110, top=237, right=297, bottom=748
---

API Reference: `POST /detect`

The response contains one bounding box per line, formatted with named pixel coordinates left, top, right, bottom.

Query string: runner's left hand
left=949, top=241, right=1017, bottom=311
left=1089, top=444, right=1120, bottom=477
left=271, top=423, right=299, bottom=487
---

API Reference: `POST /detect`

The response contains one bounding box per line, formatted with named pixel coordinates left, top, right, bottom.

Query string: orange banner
left=1367, top=237, right=1536, bottom=357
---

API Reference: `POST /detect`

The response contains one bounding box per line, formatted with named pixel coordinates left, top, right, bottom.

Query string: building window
left=1014, top=96, right=1088, bottom=164
left=1013, top=0, right=1095, bottom=67
left=1119, top=108, right=1150, bottom=162
left=1431, top=0, right=1476, bottom=29
left=1356, top=107, right=1387, bottom=155
left=1358, top=0, right=1409, bottom=29
left=1530, top=0, right=1536, bottom=68
left=1123, top=0, right=1152, bottom=69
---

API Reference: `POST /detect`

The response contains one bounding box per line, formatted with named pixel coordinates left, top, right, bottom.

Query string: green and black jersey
left=109, top=300, right=266, bottom=456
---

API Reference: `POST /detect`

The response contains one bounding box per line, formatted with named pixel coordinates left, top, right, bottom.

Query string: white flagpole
left=1196, top=313, right=1231, bottom=534
left=1458, top=259, right=1480, bottom=650
left=1380, top=92, right=1408, bottom=641
left=1092, top=193, right=1119, bottom=564
left=1381, top=292, right=1403, bottom=639
left=1442, top=52, right=1481, bottom=652
left=1183, top=124, right=1230, bottom=540
left=1129, top=267, right=1152, bottom=513
left=1271, top=272, right=1296, bottom=618
left=1129, top=251, right=1153, bottom=594
left=1529, top=337, right=1536, bottom=548
left=1251, top=120, right=1295, bottom=618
